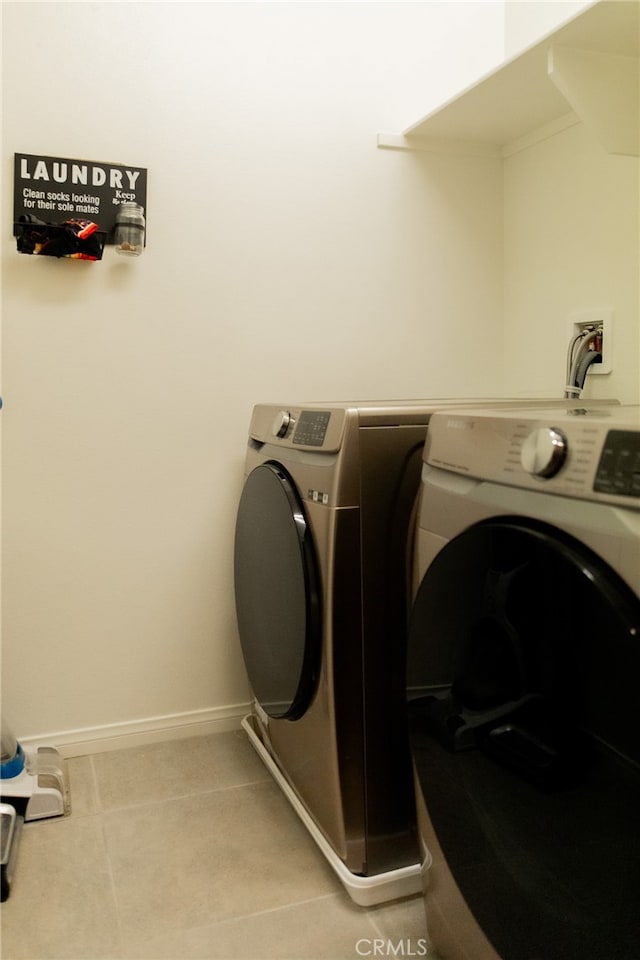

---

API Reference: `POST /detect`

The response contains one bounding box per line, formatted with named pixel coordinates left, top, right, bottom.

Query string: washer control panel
left=521, top=427, right=568, bottom=478
left=594, top=430, right=640, bottom=498
left=425, top=405, right=640, bottom=506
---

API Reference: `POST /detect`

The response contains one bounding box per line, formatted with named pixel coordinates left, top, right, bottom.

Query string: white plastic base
left=1, top=745, right=70, bottom=821
left=241, top=715, right=424, bottom=906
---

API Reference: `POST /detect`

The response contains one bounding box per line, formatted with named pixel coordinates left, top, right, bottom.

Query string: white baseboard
left=18, top=704, right=251, bottom=758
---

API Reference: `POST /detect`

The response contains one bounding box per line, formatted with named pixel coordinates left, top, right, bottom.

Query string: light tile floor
left=1, top=729, right=431, bottom=960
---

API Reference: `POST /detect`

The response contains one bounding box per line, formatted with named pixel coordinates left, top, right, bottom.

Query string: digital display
left=594, top=430, right=640, bottom=498
left=293, top=411, right=331, bottom=447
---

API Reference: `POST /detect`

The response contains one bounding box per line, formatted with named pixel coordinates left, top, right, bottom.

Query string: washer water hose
left=564, top=327, right=602, bottom=398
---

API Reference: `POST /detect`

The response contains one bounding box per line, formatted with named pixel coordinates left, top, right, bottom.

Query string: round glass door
left=407, top=516, right=640, bottom=960
left=234, top=462, right=321, bottom=719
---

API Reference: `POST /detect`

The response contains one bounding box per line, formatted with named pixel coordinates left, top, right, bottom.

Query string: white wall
left=1, top=2, right=506, bottom=745
left=503, top=120, right=639, bottom=402
left=501, top=1, right=639, bottom=403
left=504, top=0, right=594, bottom=57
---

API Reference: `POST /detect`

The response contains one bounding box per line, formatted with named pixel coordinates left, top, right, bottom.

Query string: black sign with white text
left=14, top=153, right=147, bottom=242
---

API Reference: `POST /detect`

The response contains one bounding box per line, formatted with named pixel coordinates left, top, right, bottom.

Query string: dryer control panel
left=249, top=404, right=346, bottom=452
left=292, top=410, right=332, bottom=447
left=270, top=409, right=332, bottom=444
left=425, top=404, right=640, bottom=507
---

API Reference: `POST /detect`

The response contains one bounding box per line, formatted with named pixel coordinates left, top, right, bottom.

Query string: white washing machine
left=407, top=403, right=640, bottom=959
left=234, top=398, right=563, bottom=904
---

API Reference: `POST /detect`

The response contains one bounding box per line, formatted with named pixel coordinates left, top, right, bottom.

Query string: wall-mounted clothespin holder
left=14, top=217, right=107, bottom=261
left=13, top=153, right=148, bottom=261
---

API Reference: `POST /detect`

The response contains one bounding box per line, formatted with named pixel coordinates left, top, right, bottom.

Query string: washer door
left=234, top=461, right=321, bottom=720
left=407, top=516, right=640, bottom=960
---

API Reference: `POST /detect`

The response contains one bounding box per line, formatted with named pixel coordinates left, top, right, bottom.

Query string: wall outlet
left=567, top=308, right=613, bottom=376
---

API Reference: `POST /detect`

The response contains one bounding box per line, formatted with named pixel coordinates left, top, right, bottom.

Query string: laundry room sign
left=13, top=152, right=147, bottom=241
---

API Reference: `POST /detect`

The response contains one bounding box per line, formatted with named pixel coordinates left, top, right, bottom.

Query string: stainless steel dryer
left=234, top=398, right=523, bottom=904
left=407, top=403, right=640, bottom=959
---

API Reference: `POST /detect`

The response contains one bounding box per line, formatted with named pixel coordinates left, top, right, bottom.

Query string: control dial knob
left=521, top=426, right=568, bottom=478
left=272, top=410, right=293, bottom=438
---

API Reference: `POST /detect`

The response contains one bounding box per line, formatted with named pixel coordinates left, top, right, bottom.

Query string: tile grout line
left=125, top=890, right=377, bottom=960
left=91, top=773, right=277, bottom=816
left=159, top=890, right=348, bottom=933
left=99, top=813, right=129, bottom=960
left=91, top=753, right=128, bottom=960
left=89, top=752, right=105, bottom=814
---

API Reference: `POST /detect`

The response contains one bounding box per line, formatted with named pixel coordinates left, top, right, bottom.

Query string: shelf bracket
left=548, top=44, right=639, bottom=157
left=376, top=133, right=500, bottom=158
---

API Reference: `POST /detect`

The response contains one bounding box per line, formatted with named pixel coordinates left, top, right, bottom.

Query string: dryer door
left=407, top=517, right=640, bottom=960
left=234, top=461, right=321, bottom=720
